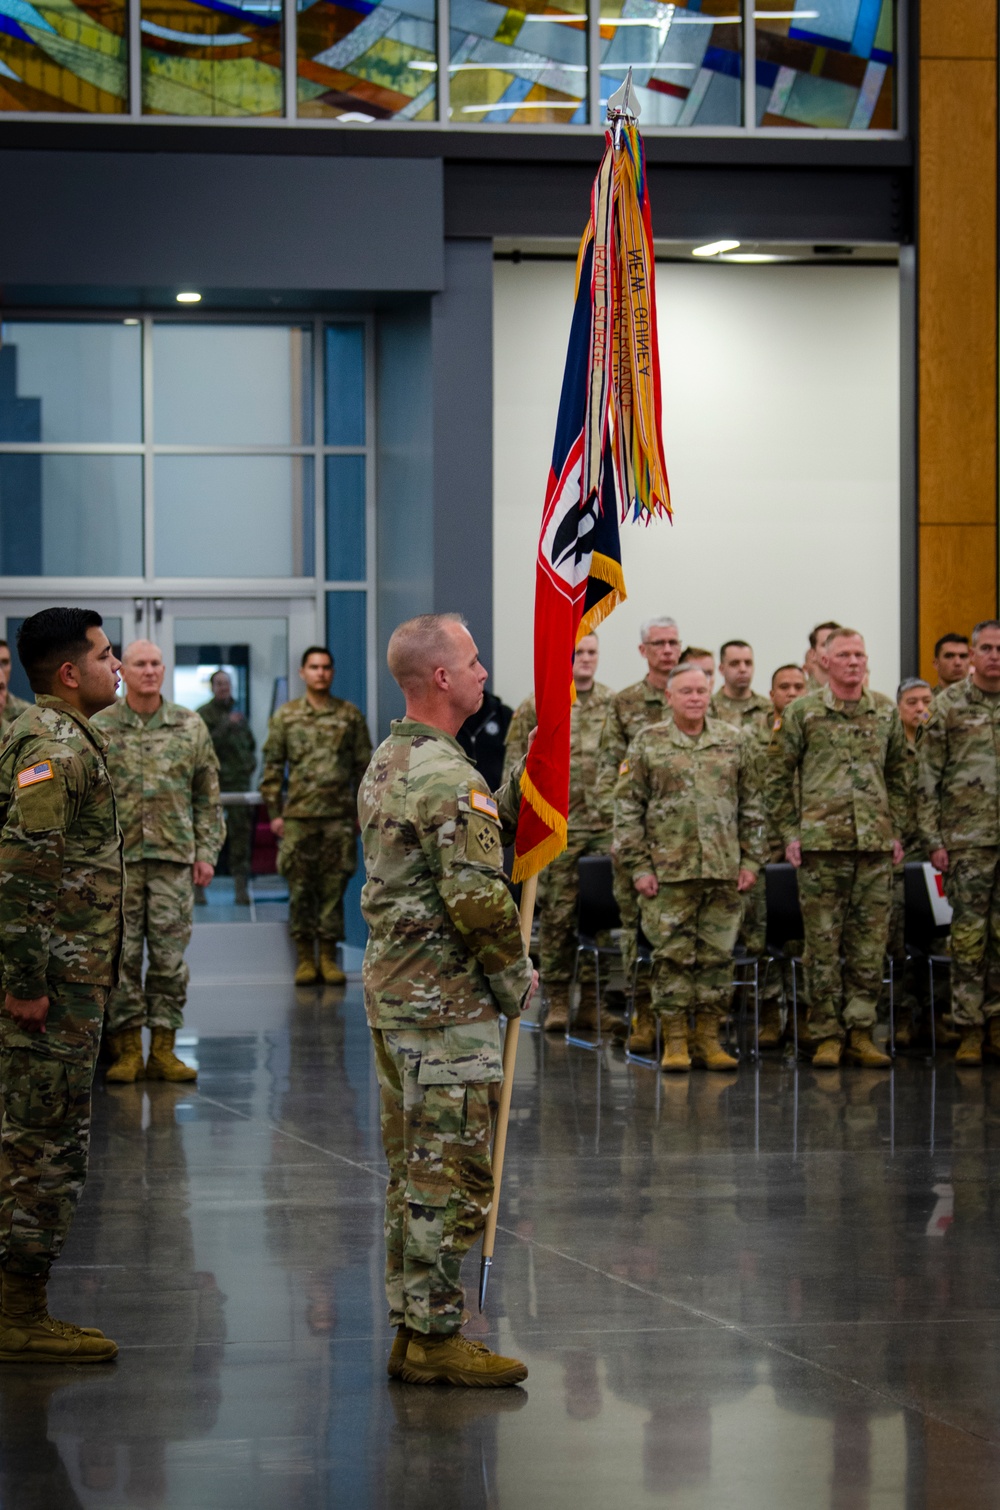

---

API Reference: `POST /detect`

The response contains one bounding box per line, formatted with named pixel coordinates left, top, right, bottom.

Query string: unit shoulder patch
left=17, top=761, right=54, bottom=789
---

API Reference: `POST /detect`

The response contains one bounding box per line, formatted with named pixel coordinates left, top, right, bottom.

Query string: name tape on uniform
left=469, top=791, right=499, bottom=821
left=17, top=761, right=54, bottom=789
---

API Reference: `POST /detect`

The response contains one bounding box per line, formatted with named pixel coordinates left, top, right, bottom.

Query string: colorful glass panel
left=754, top=0, right=894, bottom=129
left=297, top=0, right=436, bottom=120
left=141, top=0, right=282, bottom=116
left=0, top=0, right=127, bottom=112
left=447, top=0, right=586, bottom=125
left=600, top=0, right=741, bottom=126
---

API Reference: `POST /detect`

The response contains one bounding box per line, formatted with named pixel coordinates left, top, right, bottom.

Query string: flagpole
left=478, top=870, right=538, bottom=1312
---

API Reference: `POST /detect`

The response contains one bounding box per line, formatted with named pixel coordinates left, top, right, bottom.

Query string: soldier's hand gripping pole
left=479, top=871, right=538, bottom=1312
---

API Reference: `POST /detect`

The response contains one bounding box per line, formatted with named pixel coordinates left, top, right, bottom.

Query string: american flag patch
left=470, top=791, right=498, bottom=821
left=17, top=762, right=54, bottom=789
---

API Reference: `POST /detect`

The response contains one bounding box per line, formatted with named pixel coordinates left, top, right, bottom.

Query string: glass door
left=0, top=595, right=143, bottom=704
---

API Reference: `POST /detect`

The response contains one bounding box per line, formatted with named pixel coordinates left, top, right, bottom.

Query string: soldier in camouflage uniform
left=361, top=613, right=535, bottom=1387
left=887, top=678, right=934, bottom=1049
left=0, top=607, right=123, bottom=1362
left=0, top=641, right=29, bottom=724
left=93, top=640, right=224, bottom=1085
left=803, top=621, right=840, bottom=693
left=918, top=620, right=1000, bottom=1064
left=261, top=646, right=372, bottom=988
left=614, top=663, right=764, bottom=1073
left=503, top=633, right=621, bottom=1037
left=931, top=633, right=970, bottom=698
left=598, top=616, right=681, bottom=1054
left=761, top=664, right=808, bottom=1043
left=767, top=629, right=908, bottom=1068
left=197, top=670, right=257, bottom=906
left=0, top=671, right=11, bottom=731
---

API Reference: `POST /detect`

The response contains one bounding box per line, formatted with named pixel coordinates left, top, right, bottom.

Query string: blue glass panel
left=326, top=590, right=366, bottom=715
left=325, top=325, right=366, bottom=446
left=155, top=456, right=313, bottom=577
left=0, top=323, right=141, bottom=443
left=325, top=455, right=366, bottom=581
left=0, top=455, right=142, bottom=575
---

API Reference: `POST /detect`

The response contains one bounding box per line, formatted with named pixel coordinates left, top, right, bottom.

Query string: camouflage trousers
left=541, top=827, right=611, bottom=984
left=107, top=859, right=193, bottom=1034
left=613, top=857, right=648, bottom=1000
left=371, top=1022, right=501, bottom=1336
left=279, top=818, right=356, bottom=944
left=221, top=803, right=253, bottom=884
left=0, top=982, right=108, bottom=1276
left=944, top=847, right=1000, bottom=1027
left=798, top=851, right=892, bottom=1040
left=639, top=879, right=742, bottom=1019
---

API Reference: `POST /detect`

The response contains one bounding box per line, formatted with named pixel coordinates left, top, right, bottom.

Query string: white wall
left=493, top=260, right=900, bottom=708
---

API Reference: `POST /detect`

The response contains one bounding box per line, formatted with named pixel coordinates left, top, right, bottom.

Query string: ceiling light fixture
left=123, top=318, right=140, bottom=325
left=691, top=239, right=740, bottom=257
left=176, top=291, right=202, bottom=304
left=723, top=252, right=783, bottom=262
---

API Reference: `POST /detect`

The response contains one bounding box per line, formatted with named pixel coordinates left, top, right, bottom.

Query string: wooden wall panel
left=921, top=0, right=997, bottom=60
left=919, top=524, right=997, bottom=675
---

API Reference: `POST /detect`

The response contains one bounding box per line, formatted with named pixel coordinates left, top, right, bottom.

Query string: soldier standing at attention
left=599, top=616, right=682, bottom=1054
left=197, top=670, right=257, bottom=907
left=803, top=621, right=841, bottom=692
left=678, top=646, right=717, bottom=686
left=0, top=640, right=29, bottom=722
left=360, top=613, right=536, bottom=1387
left=767, top=628, right=908, bottom=1068
left=890, top=677, right=934, bottom=1050
left=261, top=647, right=372, bottom=988
left=613, top=663, right=764, bottom=1073
left=710, top=640, right=773, bottom=735
left=930, top=633, right=970, bottom=698
left=0, top=608, right=123, bottom=1362
left=504, top=632, right=620, bottom=1036
left=0, top=669, right=10, bottom=730
left=919, top=620, right=1000, bottom=1065
left=93, top=640, right=224, bottom=1085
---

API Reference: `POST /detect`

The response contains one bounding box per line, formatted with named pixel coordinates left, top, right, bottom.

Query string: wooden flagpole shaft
left=478, top=870, right=538, bottom=1311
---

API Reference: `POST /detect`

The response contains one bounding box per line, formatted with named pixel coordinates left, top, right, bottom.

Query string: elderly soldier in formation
left=504, top=632, right=620, bottom=1036
left=93, top=641, right=224, bottom=1084
left=919, top=620, right=1000, bottom=1065
left=614, top=663, right=764, bottom=1073
left=0, top=641, right=29, bottom=723
left=360, top=613, right=536, bottom=1387
left=803, top=621, right=841, bottom=692
left=710, top=640, right=772, bottom=735
left=599, top=616, right=682, bottom=1054
left=767, top=628, right=908, bottom=1068
left=261, top=646, right=372, bottom=988
left=931, top=633, right=970, bottom=699
left=197, top=670, right=257, bottom=907
left=0, top=609, right=123, bottom=1362
left=889, top=678, right=935, bottom=1050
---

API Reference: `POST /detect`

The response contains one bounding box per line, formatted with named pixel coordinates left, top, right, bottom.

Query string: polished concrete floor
left=10, top=932, right=1000, bottom=1509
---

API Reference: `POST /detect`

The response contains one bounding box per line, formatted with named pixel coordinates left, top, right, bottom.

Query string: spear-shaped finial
left=607, top=65, right=639, bottom=149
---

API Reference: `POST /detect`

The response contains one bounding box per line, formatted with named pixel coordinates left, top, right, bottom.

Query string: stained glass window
left=600, top=0, right=741, bottom=126
left=296, top=0, right=436, bottom=120
left=754, top=0, right=894, bottom=129
left=141, top=0, right=283, bottom=116
left=447, top=0, right=586, bottom=125
left=0, top=0, right=127, bottom=112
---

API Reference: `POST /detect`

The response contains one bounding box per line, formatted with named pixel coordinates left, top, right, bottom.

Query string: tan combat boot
left=659, top=1017, right=691, bottom=1073
left=757, top=1000, right=783, bottom=1050
left=544, top=989, right=569, bottom=1033
left=628, top=997, right=657, bottom=1055
left=575, top=993, right=628, bottom=1040
left=845, top=1028, right=892, bottom=1068
left=104, top=1027, right=145, bottom=1084
left=400, top=1331, right=528, bottom=1387
left=387, top=1324, right=413, bottom=1379
left=691, top=1013, right=739, bottom=1071
left=955, top=1028, right=984, bottom=1066
left=812, top=1037, right=843, bottom=1067
left=294, top=939, right=319, bottom=986
left=0, top=1272, right=117, bottom=1364
left=984, top=1017, right=1000, bottom=1061
left=319, top=945, right=346, bottom=986
left=145, top=1028, right=197, bottom=1082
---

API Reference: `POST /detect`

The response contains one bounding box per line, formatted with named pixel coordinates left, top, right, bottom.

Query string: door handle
left=133, top=597, right=144, bottom=626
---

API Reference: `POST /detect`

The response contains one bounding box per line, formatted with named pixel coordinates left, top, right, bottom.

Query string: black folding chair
left=567, top=855, right=623, bottom=1050
left=627, top=924, right=659, bottom=1066
left=903, top=862, right=951, bottom=1058
left=764, top=863, right=806, bottom=1059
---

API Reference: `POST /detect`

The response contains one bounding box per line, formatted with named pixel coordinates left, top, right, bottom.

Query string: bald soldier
left=93, top=641, right=224, bottom=1084
left=360, top=613, right=537, bottom=1387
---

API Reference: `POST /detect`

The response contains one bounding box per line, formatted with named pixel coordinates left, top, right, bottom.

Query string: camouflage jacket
left=359, top=718, right=533, bottom=1030
left=614, top=717, right=764, bottom=882
left=0, top=696, right=125, bottom=998
left=597, top=677, right=671, bottom=815
left=710, top=689, right=773, bottom=736
left=92, top=697, right=224, bottom=866
left=503, top=681, right=614, bottom=831
left=196, top=698, right=257, bottom=791
left=5, top=692, right=30, bottom=721
left=260, top=696, right=372, bottom=822
left=901, top=739, right=925, bottom=862
left=918, top=680, right=1000, bottom=851
left=766, top=687, right=909, bottom=853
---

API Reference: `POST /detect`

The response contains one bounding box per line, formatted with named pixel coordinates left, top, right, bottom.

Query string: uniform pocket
left=1, top=1049, right=70, bottom=1130
left=416, top=1022, right=503, bottom=1084
left=403, top=1167, right=453, bottom=1264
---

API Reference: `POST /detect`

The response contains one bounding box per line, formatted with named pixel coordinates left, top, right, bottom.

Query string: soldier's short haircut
left=575, top=631, right=599, bottom=648
left=17, top=607, right=104, bottom=695
left=667, top=663, right=709, bottom=688
left=678, top=645, right=712, bottom=664
left=897, top=677, right=931, bottom=701
left=640, top=616, right=678, bottom=642
left=971, top=621, right=1000, bottom=647
left=0, top=639, right=8, bottom=650
left=823, top=626, right=864, bottom=650
left=719, top=639, right=752, bottom=662
left=771, top=663, right=804, bottom=685
left=301, top=645, right=333, bottom=667
left=934, top=632, right=969, bottom=657
left=387, top=613, right=468, bottom=692
left=808, top=620, right=841, bottom=651
left=210, top=668, right=230, bottom=685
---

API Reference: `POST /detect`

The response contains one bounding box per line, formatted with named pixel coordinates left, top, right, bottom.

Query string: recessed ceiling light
left=123, top=318, right=140, bottom=325
left=723, top=253, right=783, bottom=262
left=692, top=240, right=740, bottom=258
left=176, top=291, right=202, bottom=304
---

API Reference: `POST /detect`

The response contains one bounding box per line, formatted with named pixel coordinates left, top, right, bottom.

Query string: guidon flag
left=512, top=119, right=672, bottom=884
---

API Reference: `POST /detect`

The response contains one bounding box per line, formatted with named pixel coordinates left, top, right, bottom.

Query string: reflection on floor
left=13, top=927, right=1000, bottom=1508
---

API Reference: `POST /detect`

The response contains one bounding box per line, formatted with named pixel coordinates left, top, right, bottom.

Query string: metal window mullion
left=148, top=444, right=319, bottom=455
left=742, top=0, right=756, bottom=129
left=128, top=0, right=141, bottom=115
left=314, top=317, right=326, bottom=650
left=142, top=316, right=155, bottom=584
left=284, top=0, right=297, bottom=120
left=588, top=0, right=600, bottom=131
left=364, top=312, right=376, bottom=735
left=437, top=0, right=449, bottom=124
left=0, top=443, right=144, bottom=454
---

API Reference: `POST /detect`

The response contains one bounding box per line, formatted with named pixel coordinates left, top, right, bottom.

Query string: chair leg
left=594, top=954, right=602, bottom=1049
left=929, top=960, right=937, bottom=1058
left=791, top=960, right=800, bottom=1060
left=887, top=954, right=895, bottom=1057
